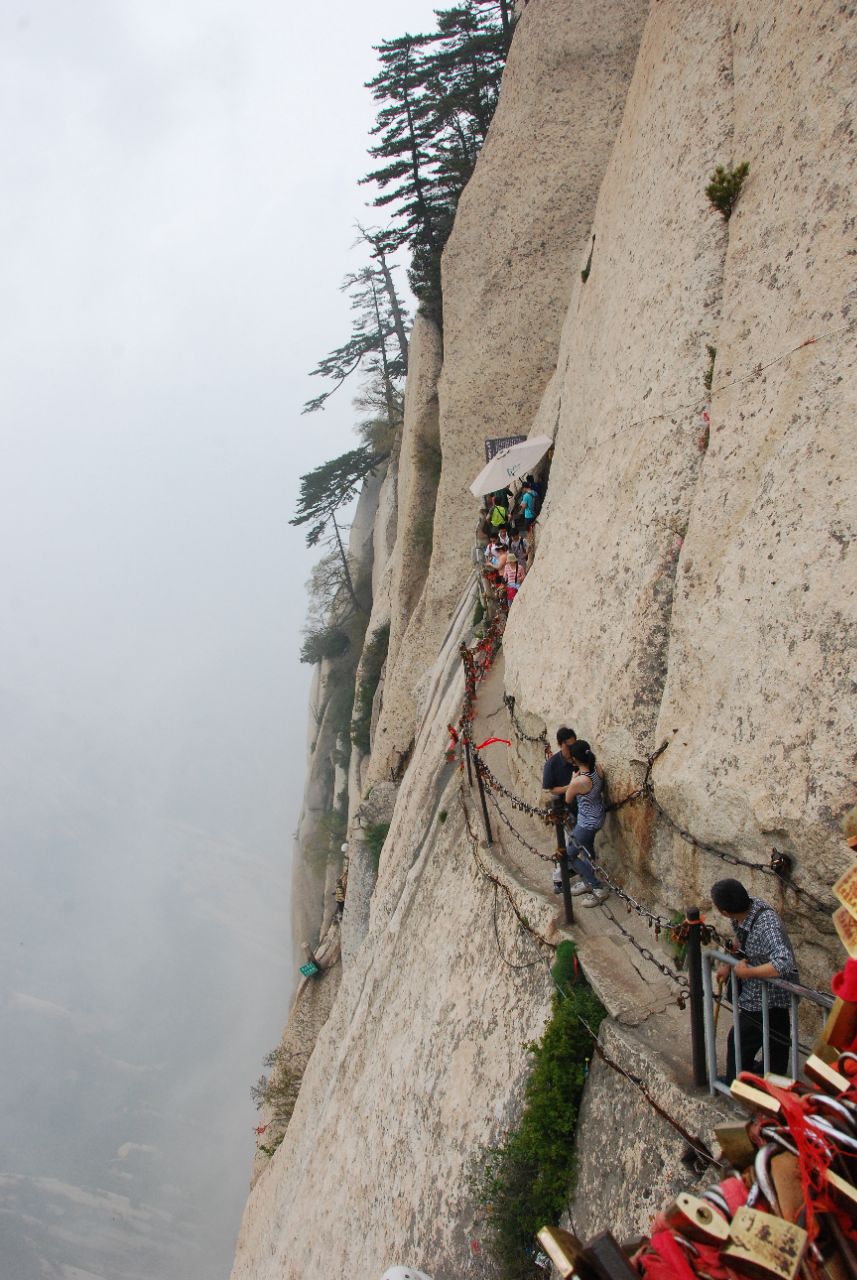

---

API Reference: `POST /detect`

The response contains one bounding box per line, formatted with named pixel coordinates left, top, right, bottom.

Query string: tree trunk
left=330, top=512, right=363, bottom=614
left=375, top=249, right=409, bottom=374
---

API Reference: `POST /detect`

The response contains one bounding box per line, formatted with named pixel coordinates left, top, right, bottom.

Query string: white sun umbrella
left=468, top=434, right=553, bottom=497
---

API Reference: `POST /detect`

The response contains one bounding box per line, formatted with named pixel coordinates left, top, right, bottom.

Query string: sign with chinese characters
left=484, top=434, right=526, bottom=463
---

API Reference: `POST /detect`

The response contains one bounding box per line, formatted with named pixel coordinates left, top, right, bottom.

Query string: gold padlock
left=730, top=1079, right=782, bottom=1117
left=663, top=1193, right=730, bottom=1245
left=827, top=1169, right=857, bottom=1214
left=804, top=1053, right=850, bottom=1095
left=762, top=1073, right=796, bottom=1090
left=536, top=1226, right=594, bottom=1280
left=723, top=1206, right=808, bottom=1280
left=715, top=1121, right=756, bottom=1169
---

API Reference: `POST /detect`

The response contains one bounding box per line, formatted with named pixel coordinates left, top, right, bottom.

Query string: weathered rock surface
left=368, top=0, right=648, bottom=779
left=366, top=315, right=443, bottom=787
left=504, top=0, right=856, bottom=977
left=236, top=1, right=856, bottom=1276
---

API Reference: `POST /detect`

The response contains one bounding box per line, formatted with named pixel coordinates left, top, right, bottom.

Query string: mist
left=0, top=1, right=440, bottom=1276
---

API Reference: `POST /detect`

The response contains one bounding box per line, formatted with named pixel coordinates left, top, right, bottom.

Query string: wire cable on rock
left=578, top=1018, right=725, bottom=1172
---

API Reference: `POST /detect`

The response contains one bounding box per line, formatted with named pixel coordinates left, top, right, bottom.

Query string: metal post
left=701, top=953, right=719, bottom=1095
left=761, top=984, right=771, bottom=1076
left=732, top=968, right=743, bottom=1076
left=789, top=994, right=800, bottom=1080
left=464, top=739, right=473, bottom=788
left=686, top=907, right=707, bottom=1087
left=474, top=756, right=494, bottom=845
left=554, top=800, right=574, bottom=925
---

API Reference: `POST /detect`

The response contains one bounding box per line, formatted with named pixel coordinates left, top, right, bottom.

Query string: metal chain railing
left=482, top=782, right=554, bottom=862
left=502, top=693, right=550, bottom=750
left=601, top=906, right=689, bottom=1001
left=647, top=791, right=837, bottom=917
left=487, top=693, right=837, bottom=922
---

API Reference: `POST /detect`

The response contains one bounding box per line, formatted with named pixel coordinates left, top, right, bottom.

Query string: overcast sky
left=0, top=2, right=440, bottom=1277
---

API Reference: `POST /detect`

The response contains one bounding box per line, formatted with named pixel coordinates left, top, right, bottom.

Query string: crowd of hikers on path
left=478, top=473, right=542, bottom=608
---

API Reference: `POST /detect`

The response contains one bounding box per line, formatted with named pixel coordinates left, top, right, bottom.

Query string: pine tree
left=361, top=34, right=442, bottom=261
left=360, top=2, right=513, bottom=320
left=302, top=250, right=409, bottom=416
left=290, top=446, right=386, bottom=612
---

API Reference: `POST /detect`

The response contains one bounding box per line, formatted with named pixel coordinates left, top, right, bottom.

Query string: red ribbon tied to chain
left=475, top=737, right=511, bottom=751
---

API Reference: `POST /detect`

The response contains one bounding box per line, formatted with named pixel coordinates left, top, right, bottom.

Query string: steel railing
left=701, top=948, right=834, bottom=1096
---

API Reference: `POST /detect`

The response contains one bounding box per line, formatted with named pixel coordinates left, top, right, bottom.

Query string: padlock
left=663, top=1192, right=730, bottom=1245
left=833, top=905, right=857, bottom=959
left=582, top=1232, right=640, bottom=1280
left=723, top=1206, right=808, bottom=1280
left=762, top=1073, right=797, bottom=1091
left=731, top=1079, right=782, bottom=1117
left=805, top=1053, right=851, bottom=1094
left=814, top=999, right=857, bottom=1059
left=826, top=1169, right=857, bottom=1214
left=715, top=1121, right=757, bottom=1169
left=536, top=1226, right=595, bottom=1279
left=769, top=1153, right=805, bottom=1223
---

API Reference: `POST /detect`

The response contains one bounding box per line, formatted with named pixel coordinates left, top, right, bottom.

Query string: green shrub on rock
left=473, top=948, right=606, bottom=1279
left=706, top=163, right=749, bottom=220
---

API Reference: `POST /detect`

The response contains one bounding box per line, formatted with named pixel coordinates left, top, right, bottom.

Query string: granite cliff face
left=233, top=2, right=856, bottom=1276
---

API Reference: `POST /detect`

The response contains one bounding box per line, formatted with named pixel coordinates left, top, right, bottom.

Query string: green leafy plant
left=258, top=1135, right=285, bottom=1159
left=299, top=625, right=351, bottom=665
left=364, top=821, right=391, bottom=871
left=473, top=598, right=485, bottom=628
left=472, top=947, right=606, bottom=1279
left=702, top=343, right=717, bottom=392
left=580, top=233, right=596, bottom=284
left=706, top=163, right=749, bottom=220
left=667, top=911, right=688, bottom=971
left=351, top=623, right=391, bottom=753
left=251, top=1048, right=300, bottom=1129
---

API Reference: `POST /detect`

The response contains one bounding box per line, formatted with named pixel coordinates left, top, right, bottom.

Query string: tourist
left=519, top=483, right=537, bottom=529
left=564, top=740, right=609, bottom=907
left=488, top=495, right=508, bottom=530
left=508, top=523, right=528, bottom=563
left=711, top=879, right=799, bottom=1083
left=503, top=552, right=525, bottom=604
left=543, top=727, right=578, bottom=895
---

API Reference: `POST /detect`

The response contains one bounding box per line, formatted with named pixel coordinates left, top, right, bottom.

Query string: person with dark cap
left=711, top=878, right=799, bottom=1083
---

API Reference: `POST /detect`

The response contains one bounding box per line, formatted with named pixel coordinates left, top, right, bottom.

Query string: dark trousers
left=725, top=1006, right=792, bottom=1083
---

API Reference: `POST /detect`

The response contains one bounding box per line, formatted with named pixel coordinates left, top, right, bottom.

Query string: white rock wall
left=503, top=0, right=856, bottom=974
left=367, top=0, right=649, bottom=781
left=237, top=2, right=856, bottom=1275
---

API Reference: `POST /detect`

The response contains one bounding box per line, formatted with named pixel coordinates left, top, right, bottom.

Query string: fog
left=0, top=2, right=439, bottom=1276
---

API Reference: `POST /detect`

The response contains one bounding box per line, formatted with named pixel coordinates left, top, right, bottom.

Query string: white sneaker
left=570, top=881, right=590, bottom=897
left=580, top=888, right=610, bottom=907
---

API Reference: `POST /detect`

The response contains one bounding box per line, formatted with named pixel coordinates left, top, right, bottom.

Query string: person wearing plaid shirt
left=711, top=878, right=799, bottom=1083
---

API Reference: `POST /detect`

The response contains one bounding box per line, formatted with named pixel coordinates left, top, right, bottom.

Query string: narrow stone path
left=469, top=645, right=729, bottom=1087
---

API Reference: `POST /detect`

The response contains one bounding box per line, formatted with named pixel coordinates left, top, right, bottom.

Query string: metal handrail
left=701, top=948, right=833, bottom=1097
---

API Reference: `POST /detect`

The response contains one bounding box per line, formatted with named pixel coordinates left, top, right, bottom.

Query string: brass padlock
left=715, top=1121, right=756, bottom=1169
left=762, top=1073, right=796, bottom=1090
left=804, top=1053, right=851, bottom=1095
left=730, top=1079, right=782, bottom=1117
left=827, top=1169, right=857, bottom=1214
left=536, top=1226, right=595, bottom=1279
left=663, top=1193, right=729, bottom=1245
left=723, top=1206, right=807, bottom=1280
